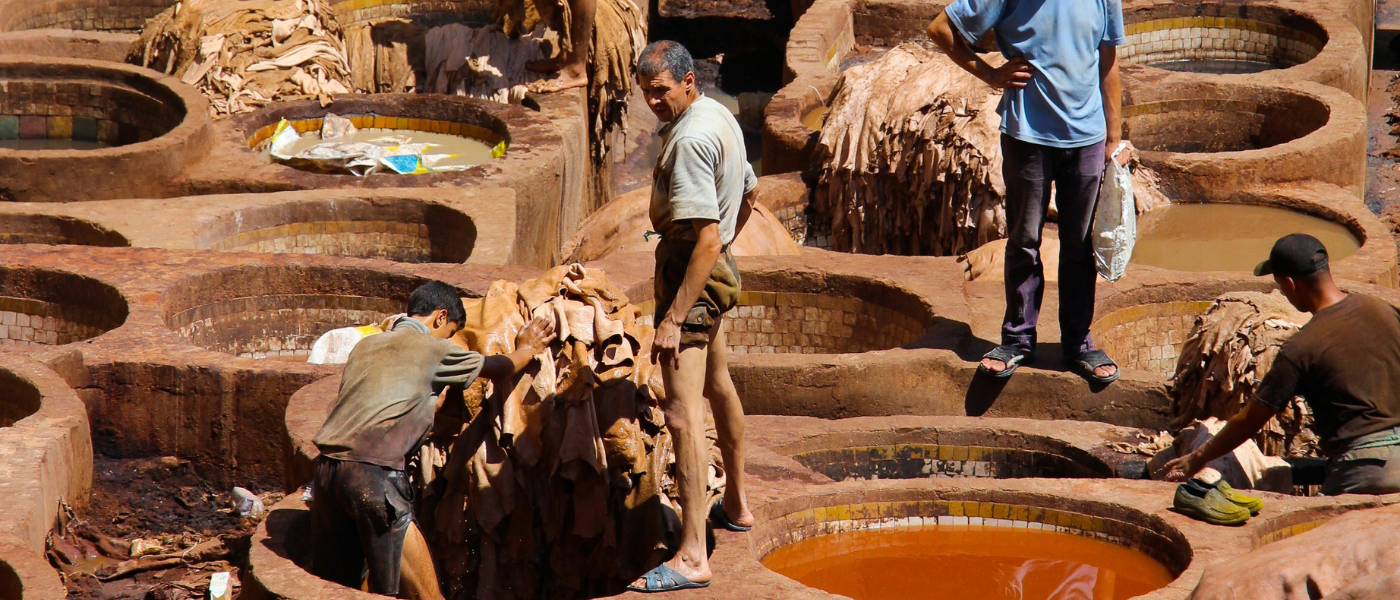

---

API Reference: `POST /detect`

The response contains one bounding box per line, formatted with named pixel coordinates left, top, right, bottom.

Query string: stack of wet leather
left=129, top=0, right=353, bottom=116
left=416, top=264, right=721, bottom=600
left=1170, top=291, right=1319, bottom=457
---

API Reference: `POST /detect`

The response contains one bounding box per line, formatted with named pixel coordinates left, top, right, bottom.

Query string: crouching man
left=309, top=281, right=555, bottom=598
left=1166, top=235, right=1400, bottom=495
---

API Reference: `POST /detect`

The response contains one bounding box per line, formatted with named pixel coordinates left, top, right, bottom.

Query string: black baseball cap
left=1254, top=233, right=1329, bottom=277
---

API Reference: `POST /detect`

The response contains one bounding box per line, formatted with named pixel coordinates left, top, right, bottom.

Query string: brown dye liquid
left=1, top=139, right=111, bottom=150
left=263, top=128, right=495, bottom=170
left=763, top=525, right=1174, bottom=600
left=803, top=106, right=828, bottom=131
left=1132, top=203, right=1360, bottom=272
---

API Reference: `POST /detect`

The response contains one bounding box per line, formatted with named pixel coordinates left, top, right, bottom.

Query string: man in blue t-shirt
left=928, top=0, right=1128, bottom=383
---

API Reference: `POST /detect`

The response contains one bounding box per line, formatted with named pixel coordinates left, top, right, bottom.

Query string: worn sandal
left=627, top=565, right=711, bottom=593
left=709, top=500, right=752, bottom=532
left=978, top=345, right=1033, bottom=378
left=1070, top=349, right=1120, bottom=384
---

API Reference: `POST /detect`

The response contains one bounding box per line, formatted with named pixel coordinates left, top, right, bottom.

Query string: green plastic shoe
left=1213, top=481, right=1264, bottom=516
left=1173, top=482, right=1251, bottom=526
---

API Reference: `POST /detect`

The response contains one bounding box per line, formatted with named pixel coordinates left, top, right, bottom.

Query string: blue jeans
left=999, top=135, right=1105, bottom=356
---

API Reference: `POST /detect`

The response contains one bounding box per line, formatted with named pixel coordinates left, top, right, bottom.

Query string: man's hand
left=515, top=317, right=557, bottom=354
left=651, top=315, right=682, bottom=368
left=1161, top=450, right=1203, bottom=482
left=981, top=57, right=1032, bottom=89
left=1106, top=138, right=1133, bottom=167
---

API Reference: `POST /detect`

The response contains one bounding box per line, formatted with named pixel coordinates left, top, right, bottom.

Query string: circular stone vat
left=243, top=97, right=507, bottom=176
left=1121, top=6, right=1325, bottom=74
left=0, top=214, right=128, bottom=246
left=756, top=491, right=1189, bottom=600
left=1123, top=80, right=1364, bottom=195
left=782, top=428, right=1113, bottom=480
left=163, top=266, right=440, bottom=360
left=0, top=58, right=210, bottom=202
left=196, top=198, right=475, bottom=263
left=1133, top=203, right=1359, bottom=272
left=637, top=272, right=933, bottom=354
left=0, top=367, right=39, bottom=427
left=0, top=0, right=178, bottom=33
left=0, top=267, right=127, bottom=349
left=1125, top=88, right=1325, bottom=154
left=1250, top=506, right=1348, bottom=548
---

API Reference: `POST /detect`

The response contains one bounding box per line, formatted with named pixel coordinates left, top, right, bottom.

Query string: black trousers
left=310, top=456, right=415, bottom=595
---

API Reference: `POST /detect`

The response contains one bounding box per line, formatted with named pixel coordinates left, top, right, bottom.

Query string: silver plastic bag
left=1093, top=142, right=1136, bottom=282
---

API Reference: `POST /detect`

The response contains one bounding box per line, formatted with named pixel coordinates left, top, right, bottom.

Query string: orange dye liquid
left=762, top=525, right=1175, bottom=600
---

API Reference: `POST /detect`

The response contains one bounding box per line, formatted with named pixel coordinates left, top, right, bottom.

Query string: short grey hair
left=638, top=40, right=694, bottom=83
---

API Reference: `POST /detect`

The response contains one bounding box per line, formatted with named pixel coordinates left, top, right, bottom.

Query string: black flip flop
left=1070, top=349, right=1120, bottom=384
left=627, top=565, right=711, bottom=593
left=709, top=500, right=752, bottom=532
left=977, top=345, right=1033, bottom=378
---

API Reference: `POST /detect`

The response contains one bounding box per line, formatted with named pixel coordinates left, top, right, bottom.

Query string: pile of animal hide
left=343, top=19, right=425, bottom=94
left=417, top=264, right=723, bottom=600
left=816, top=43, right=1170, bottom=257
left=129, top=0, right=353, bottom=116
left=424, top=0, right=646, bottom=203
left=1169, top=291, right=1319, bottom=457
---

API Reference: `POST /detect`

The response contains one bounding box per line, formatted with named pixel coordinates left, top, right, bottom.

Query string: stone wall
left=0, top=0, right=176, bottom=32
left=1122, top=16, right=1323, bottom=69
left=0, top=78, right=184, bottom=147
left=1092, top=301, right=1213, bottom=378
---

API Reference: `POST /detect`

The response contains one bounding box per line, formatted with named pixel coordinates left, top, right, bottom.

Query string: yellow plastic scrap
left=491, top=140, right=507, bottom=158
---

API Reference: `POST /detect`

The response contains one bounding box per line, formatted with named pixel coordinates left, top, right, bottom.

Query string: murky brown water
left=1132, top=203, right=1360, bottom=272
left=264, top=128, right=496, bottom=170
left=763, top=525, right=1174, bottom=600
left=1149, top=58, right=1276, bottom=75
left=803, top=106, right=828, bottom=131
left=1, top=139, right=111, bottom=150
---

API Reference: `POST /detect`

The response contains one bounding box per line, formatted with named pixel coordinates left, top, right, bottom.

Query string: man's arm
left=1162, top=399, right=1279, bottom=480
left=926, top=11, right=1029, bottom=89
left=1099, top=44, right=1128, bottom=166
left=734, top=163, right=758, bottom=237
left=652, top=220, right=723, bottom=364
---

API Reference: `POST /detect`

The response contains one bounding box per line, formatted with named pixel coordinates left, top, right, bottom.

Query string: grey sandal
left=978, top=345, right=1033, bottom=378
left=627, top=565, right=711, bottom=593
left=1071, top=349, right=1120, bottom=384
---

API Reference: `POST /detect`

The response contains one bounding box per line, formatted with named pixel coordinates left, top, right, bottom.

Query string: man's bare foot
left=721, top=498, right=756, bottom=529
left=980, top=357, right=1008, bottom=374
left=1093, top=364, right=1117, bottom=379
left=528, top=72, right=588, bottom=94
left=630, top=554, right=712, bottom=589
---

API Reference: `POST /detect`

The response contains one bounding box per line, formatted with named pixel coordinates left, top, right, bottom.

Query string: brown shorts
left=654, top=237, right=741, bottom=346
left=309, top=457, right=415, bottom=594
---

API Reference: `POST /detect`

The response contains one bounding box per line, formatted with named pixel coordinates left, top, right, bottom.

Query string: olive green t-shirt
left=1254, top=294, right=1400, bottom=454
left=312, top=317, right=483, bottom=470
left=649, top=95, right=758, bottom=245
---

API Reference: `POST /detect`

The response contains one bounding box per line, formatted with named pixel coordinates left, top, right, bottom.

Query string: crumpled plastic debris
left=231, top=487, right=265, bottom=518
left=266, top=113, right=488, bottom=176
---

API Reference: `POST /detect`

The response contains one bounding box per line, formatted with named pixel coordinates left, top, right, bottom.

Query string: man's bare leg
left=703, top=321, right=754, bottom=528
left=636, top=342, right=714, bottom=586
left=398, top=522, right=446, bottom=600
left=528, top=0, right=594, bottom=93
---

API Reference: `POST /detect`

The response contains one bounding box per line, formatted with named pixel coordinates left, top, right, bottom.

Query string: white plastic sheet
left=1093, top=142, right=1136, bottom=282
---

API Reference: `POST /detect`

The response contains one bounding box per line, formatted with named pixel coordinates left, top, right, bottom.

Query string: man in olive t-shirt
left=1165, top=234, right=1400, bottom=495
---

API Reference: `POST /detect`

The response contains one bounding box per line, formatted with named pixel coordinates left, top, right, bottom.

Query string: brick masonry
left=170, top=296, right=403, bottom=359
left=0, top=79, right=181, bottom=147
left=0, top=0, right=176, bottom=32
left=1092, top=301, right=1213, bottom=378
left=792, top=444, right=1109, bottom=481
left=208, top=221, right=436, bottom=262
left=638, top=290, right=928, bottom=354
left=1121, top=17, right=1323, bottom=69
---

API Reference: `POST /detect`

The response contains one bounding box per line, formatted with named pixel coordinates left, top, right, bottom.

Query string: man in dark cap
left=1165, top=234, right=1400, bottom=495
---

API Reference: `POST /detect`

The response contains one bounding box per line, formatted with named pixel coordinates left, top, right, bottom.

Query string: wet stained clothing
left=310, top=457, right=416, bottom=594
left=650, top=94, right=758, bottom=246
left=312, top=316, right=484, bottom=471
left=945, top=0, right=1126, bottom=148
left=999, top=135, right=1105, bottom=355
left=1254, top=294, right=1400, bottom=454
left=653, top=237, right=742, bottom=346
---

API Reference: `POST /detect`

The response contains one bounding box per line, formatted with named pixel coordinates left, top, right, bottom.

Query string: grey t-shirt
left=650, top=95, right=758, bottom=245
left=312, top=317, right=484, bottom=470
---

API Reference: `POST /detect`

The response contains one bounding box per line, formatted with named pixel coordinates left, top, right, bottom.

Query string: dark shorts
left=310, top=456, right=415, bottom=595
left=654, top=237, right=741, bottom=346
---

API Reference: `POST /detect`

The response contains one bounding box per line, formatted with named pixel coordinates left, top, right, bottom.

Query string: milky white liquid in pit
left=1132, top=203, right=1361, bottom=272
left=260, top=128, right=496, bottom=171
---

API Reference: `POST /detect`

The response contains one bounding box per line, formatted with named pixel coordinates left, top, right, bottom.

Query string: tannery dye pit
left=0, top=1, right=1394, bottom=600
left=1132, top=203, right=1361, bottom=272
left=763, top=526, right=1175, bottom=600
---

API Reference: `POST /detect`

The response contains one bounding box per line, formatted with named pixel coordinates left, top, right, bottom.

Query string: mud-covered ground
left=48, top=456, right=282, bottom=600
